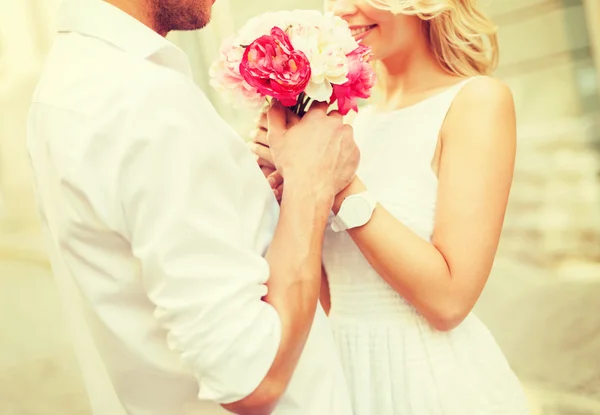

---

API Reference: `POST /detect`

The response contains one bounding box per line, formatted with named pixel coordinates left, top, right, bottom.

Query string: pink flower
left=209, top=38, right=264, bottom=107
left=239, top=27, right=311, bottom=107
left=330, top=45, right=376, bottom=115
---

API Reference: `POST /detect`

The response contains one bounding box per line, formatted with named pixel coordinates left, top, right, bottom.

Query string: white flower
left=325, top=13, right=360, bottom=54
left=286, top=11, right=359, bottom=101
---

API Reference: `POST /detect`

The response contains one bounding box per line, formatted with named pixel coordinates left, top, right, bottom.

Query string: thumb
left=267, top=170, right=284, bottom=189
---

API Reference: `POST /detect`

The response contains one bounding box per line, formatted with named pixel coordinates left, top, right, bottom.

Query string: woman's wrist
left=332, top=177, right=368, bottom=214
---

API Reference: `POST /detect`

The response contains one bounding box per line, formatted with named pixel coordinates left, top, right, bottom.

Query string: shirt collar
left=56, top=0, right=193, bottom=78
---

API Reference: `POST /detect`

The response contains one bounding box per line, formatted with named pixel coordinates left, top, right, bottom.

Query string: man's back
left=27, top=1, right=351, bottom=414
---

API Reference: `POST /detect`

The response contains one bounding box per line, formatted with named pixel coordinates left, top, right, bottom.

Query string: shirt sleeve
left=116, top=73, right=281, bottom=404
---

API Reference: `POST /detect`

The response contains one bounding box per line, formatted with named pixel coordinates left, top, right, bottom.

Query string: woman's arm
left=333, top=77, right=516, bottom=331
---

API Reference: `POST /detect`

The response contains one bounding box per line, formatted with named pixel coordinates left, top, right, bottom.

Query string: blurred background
left=1, top=0, right=599, bottom=414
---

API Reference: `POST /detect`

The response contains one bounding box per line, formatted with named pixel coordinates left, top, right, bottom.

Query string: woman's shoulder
left=455, top=76, right=514, bottom=111
left=443, top=76, right=515, bottom=130
left=442, top=76, right=516, bottom=144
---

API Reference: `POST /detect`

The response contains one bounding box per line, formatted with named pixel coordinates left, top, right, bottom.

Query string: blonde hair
left=366, top=0, right=499, bottom=76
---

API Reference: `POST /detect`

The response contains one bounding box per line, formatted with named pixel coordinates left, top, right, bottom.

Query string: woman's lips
left=349, top=24, right=377, bottom=40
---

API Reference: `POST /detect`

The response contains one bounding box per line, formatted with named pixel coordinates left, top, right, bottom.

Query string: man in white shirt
left=26, top=0, right=358, bottom=414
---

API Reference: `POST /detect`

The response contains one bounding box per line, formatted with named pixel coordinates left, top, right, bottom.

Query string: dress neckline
left=366, top=77, right=474, bottom=116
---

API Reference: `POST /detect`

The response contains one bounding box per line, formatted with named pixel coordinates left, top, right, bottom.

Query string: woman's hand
left=249, top=105, right=300, bottom=202
left=267, top=170, right=284, bottom=202
left=249, top=107, right=276, bottom=177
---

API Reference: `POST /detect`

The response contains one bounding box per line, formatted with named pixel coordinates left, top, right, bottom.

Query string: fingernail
left=267, top=176, right=276, bottom=187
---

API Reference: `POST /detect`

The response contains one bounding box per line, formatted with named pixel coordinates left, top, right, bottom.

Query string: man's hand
left=266, top=101, right=360, bottom=202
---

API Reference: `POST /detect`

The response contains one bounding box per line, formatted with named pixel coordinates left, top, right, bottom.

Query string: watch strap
left=330, top=213, right=348, bottom=233
left=330, top=191, right=377, bottom=232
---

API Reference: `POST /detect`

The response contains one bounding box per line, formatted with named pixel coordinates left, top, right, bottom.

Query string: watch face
left=346, top=196, right=372, bottom=225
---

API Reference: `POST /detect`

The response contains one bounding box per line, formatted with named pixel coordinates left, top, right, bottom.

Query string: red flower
left=239, top=27, right=312, bottom=107
left=330, top=45, right=376, bottom=115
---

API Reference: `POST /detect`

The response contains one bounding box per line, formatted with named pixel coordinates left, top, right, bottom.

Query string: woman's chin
left=358, top=37, right=380, bottom=57
left=363, top=42, right=382, bottom=60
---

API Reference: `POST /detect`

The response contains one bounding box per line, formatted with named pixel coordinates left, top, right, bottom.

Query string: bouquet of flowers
left=209, top=10, right=376, bottom=116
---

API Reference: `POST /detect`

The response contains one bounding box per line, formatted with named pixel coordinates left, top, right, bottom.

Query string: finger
left=257, top=156, right=275, bottom=169
left=248, top=142, right=274, bottom=165
left=285, top=109, right=301, bottom=127
left=266, top=100, right=287, bottom=137
left=306, top=101, right=329, bottom=115
left=252, top=128, right=269, bottom=147
left=267, top=170, right=284, bottom=189
left=273, top=183, right=284, bottom=201
left=327, top=109, right=343, bottom=120
left=248, top=128, right=259, bottom=142
left=256, top=110, right=268, bottom=131
left=340, top=123, right=354, bottom=136
left=260, top=165, right=276, bottom=178
left=273, top=188, right=281, bottom=202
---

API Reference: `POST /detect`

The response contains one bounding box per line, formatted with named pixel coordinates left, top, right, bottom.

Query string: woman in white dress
left=251, top=0, right=531, bottom=413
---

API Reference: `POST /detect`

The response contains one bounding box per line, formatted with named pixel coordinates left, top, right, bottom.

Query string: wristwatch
left=331, top=191, right=378, bottom=232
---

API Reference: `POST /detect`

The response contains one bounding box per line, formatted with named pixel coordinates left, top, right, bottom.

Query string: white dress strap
left=435, top=76, right=481, bottom=120
left=416, top=76, right=481, bottom=158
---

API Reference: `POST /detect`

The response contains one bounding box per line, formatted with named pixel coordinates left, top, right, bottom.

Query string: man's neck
left=103, top=0, right=167, bottom=36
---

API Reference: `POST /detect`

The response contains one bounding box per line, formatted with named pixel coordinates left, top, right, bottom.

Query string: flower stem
left=291, top=92, right=304, bottom=116
left=292, top=92, right=313, bottom=118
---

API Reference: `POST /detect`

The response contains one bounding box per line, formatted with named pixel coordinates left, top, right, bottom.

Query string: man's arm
left=224, top=179, right=332, bottom=414
left=117, top=75, right=332, bottom=414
